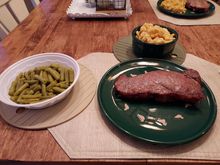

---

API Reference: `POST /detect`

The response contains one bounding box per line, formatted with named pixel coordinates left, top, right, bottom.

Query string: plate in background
left=157, top=0, right=215, bottom=18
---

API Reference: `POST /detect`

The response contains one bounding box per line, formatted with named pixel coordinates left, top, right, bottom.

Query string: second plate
left=157, top=0, right=215, bottom=18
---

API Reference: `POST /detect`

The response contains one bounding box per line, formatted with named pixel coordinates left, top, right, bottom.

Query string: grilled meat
left=114, top=69, right=204, bottom=103
left=186, top=0, right=210, bottom=13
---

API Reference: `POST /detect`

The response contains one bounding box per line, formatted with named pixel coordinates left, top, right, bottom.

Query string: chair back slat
left=24, top=0, right=40, bottom=12
left=0, top=0, right=40, bottom=40
left=0, top=22, right=8, bottom=40
left=9, top=0, right=29, bottom=23
left=0, top=5, right=18, bottom=32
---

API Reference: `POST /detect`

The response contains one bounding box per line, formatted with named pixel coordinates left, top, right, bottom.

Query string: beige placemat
left=0, top=65, right=96, bottom=129
left=113, top=35, right=186, bottom=65
left=49, top=52, right=220, bottom=159
left=148, top=0, right=220, bottom=25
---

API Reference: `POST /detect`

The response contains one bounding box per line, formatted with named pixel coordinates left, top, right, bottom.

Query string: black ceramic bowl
left=132, top=24, right=178, bottom=58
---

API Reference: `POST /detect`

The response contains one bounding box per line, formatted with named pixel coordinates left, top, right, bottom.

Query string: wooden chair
left=0, top=22, right=8, bottom=39
left=0, top=0, right=40, bottom=41
left=25, top=0, right=40, bottom=12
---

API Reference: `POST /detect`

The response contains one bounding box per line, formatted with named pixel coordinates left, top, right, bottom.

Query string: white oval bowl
left=0, top=53, right=80, bottom=109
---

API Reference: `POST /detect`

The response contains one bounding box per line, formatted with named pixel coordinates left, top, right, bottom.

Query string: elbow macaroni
left=136, top=23, right=175, bottom=45
left=160, top=0, right=187, bottom=14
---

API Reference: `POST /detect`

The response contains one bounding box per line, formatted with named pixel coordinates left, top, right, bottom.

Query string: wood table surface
left=0, top=0, right=220, bottom=164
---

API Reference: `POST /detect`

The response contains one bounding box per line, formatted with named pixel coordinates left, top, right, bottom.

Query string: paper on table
left=49, top=52, right=220, bottom=159
left=148, top=0, right=220, bottom=26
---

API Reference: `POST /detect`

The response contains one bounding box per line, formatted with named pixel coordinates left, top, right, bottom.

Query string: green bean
left=42, top=71, right=49, bottom=82
left=22, top=94, right=42, bottom=99
left=18, top=98, right=40, bottom=104
left=8, top=80, right=17, bottom=96
left=15, top=79, right=23, bottom=91
left=50, top=63, right=60, bottom=69
left=45, top=67, right=60, bottom=80
left=14, top=83, right=29, bottom=96
left=57, top=81, right=69, bottom=88
left=24, top=80, right=39, bottom=84
left=48, top=73, right=54, bottom=83
left=30, top=70, right=35, bottom=79
left=24, top=72, right=30, bottom=80
left=10, top=96, right=18, bottom=102
left=48, top=92, right=55, bottom=96
left=46, top=81, right=56, bottom=91
left=40, top=70, right=43, bottom=78
left=34, top=75, right=47, bottom=84
left=59, top=67, right=65, bottom=81
left=26, top=89, right=34, bottom=95
left=30, top=83, right=38, bottom=89
left=42, top=84, right=47, bottom=96
left=35, top=66, right=46, bottom=71
left=53, top=87, right=65, bottom=93
left=68, top=69, right=74, bottom=83
left=17, top=72, right=24, bottom=79
left=17, top=88, right=29, bottom=102
left=33, top=84, right=41, bottom=92
left=64, top=69, right=69, bottom=84
left=34, top=91, right=40, bottom=95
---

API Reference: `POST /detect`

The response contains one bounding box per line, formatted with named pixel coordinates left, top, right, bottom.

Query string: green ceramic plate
left=157, top=0, right=215, bottom=18
left=98, top=59, right=217, bottom=145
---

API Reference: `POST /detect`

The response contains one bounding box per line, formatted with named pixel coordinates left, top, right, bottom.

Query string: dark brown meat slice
left=186, top=0, right=210, bottom=13
left=114, top=70, right=204, bottom=103
left=184, top=69, right=202, bottom=84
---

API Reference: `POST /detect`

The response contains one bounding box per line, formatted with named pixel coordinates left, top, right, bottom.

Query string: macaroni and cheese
left=136, top=23, right=176, bottom=45
left=160, top=0, right=187, bottom=14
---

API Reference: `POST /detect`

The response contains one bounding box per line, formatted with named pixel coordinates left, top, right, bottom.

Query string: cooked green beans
left=14, top=83, right=29, bottom=96
left=8, top=64, right=75, bottom=104
left=8, top=80, right=17, bottom=96
left=45, top=67, right=60, bottom=80
left=69, top=69, right=74, bottom=83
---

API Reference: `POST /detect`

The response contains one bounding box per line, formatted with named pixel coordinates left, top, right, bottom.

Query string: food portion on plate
left=132, top=23, right=178, bottom=58
left=8, top=64, right=74, bottom=104
left=0, top=53, right=80, bottom=109
left=186, top=0, right=210, bottom=13
left=114, top=69, right=204, bottom=104
left=160, top=0, right=210, bottom=13
left=157, top=0, right=215, bottom=18
left=135, top=23, right=176, bottom=45
left=160, top=0, right=187, bottom=14
left=98, top=59, right=217, bottom=144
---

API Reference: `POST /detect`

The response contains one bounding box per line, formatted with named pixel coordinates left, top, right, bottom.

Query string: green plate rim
left=157, top=0, right=215, bottom=19
left=98, top=58, right=217, bottom=145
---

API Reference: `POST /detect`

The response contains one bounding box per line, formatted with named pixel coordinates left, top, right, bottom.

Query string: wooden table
left=0, top=0, right=220, bottom=164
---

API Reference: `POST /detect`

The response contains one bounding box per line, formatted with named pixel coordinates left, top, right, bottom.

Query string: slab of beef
left=114, top=69, right=204, bottom=103
left=186, top=0, right=210, bottom=13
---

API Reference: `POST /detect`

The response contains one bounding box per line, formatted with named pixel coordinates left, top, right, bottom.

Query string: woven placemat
left=113, top=35, right=186, bottom=65
left=0, top=65, right=96, bottom=130
left=49, top=52, right=220, bottom=160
